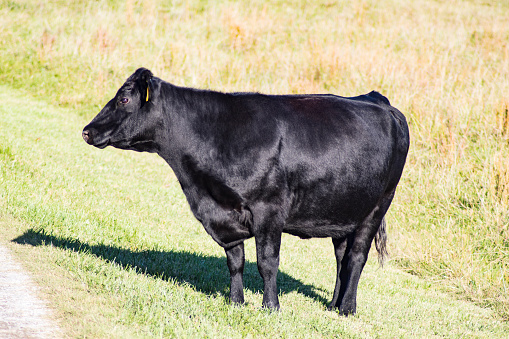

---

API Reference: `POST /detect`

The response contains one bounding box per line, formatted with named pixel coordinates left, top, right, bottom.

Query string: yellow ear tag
left=146, top=86, right=149, bottom=102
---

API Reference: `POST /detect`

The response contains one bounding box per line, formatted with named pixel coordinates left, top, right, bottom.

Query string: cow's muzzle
left=82, top=129, right=92, bottom=144
left=82, top=127, right=109, bottom=149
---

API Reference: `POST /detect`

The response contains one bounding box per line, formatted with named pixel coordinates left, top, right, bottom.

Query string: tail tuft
left=374, top=217, right=388, bottom=267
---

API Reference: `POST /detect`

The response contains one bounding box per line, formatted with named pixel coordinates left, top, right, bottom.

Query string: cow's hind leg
left=335, top=230, right=372, bottom=315
left=225, top=242, right=245, bottom=305
left=328, top=237, right=348, bottom=310
left=336, top=193, right=395, bottom=315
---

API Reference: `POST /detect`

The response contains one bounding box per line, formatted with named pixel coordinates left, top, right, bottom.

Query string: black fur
left=83, top=68, right=409, bottom=314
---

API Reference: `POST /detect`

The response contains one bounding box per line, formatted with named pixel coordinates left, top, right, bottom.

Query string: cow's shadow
left=12, top=229, right=329, bottom=306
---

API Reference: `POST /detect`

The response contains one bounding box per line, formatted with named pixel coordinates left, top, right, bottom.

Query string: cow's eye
left=120, top=97, right=129, bottom=104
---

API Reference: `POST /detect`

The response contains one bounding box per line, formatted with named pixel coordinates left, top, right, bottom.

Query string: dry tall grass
left=1, top=0, right=508, bottom=318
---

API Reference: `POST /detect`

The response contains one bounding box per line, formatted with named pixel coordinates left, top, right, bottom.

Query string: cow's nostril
left=82, top=130, right=91, bottom=143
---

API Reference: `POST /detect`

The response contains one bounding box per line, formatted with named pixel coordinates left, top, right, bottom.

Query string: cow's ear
left=139, top=69, right=153, bottom=103
left=140, top=68, right=153, bottom=84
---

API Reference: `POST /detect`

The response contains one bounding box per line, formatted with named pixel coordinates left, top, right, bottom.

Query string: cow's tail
left=374, top=217, right=388, bottom=267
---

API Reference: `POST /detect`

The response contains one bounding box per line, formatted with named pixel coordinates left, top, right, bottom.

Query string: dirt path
left=0, top=245, right=62, bottom=339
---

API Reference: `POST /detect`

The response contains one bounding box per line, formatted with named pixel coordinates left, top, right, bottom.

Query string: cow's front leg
left=255, top=231, right=282, bottom=310
left=225, top=242, right=245, bottom=305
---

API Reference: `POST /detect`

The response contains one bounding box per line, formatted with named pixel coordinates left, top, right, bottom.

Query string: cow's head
left=82, top=68, right=162, bottom=153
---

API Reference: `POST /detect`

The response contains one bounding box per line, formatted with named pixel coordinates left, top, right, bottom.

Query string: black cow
left=83, top=68, right=409, bottom=315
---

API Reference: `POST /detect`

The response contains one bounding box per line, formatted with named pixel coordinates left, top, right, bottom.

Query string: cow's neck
left=165, top=82, right=230, bottom=122
left=156, top=81, right=234, bottom=179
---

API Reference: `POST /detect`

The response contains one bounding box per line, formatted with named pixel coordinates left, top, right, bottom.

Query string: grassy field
left=1, top=85, right=507, bottom=337
left=0, top=0, right=508, bottom=336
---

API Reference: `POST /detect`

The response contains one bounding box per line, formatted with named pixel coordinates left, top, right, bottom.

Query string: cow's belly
left=282, top=182, right=384, bottom=239
left=283, top=220, right=359, bottom=239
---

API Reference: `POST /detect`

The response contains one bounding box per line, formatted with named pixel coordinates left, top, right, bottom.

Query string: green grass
left=0, top=84, right=507, bottom=337
left=1, top=0, right=509, bottom=335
